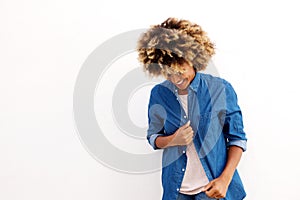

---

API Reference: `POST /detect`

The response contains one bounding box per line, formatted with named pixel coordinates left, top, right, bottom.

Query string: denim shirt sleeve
left=147, top=86, right=167, bottom=150
left=223, top=82, right=247, bottom=151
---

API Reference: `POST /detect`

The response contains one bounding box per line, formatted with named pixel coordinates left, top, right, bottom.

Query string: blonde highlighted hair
left=137, top=17, right=215, bottom=76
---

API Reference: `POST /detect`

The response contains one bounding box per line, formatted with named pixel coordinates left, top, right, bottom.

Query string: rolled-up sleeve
left=147, top=86, right=167, bottom=150
left=223, top=82, right=247, bottom=151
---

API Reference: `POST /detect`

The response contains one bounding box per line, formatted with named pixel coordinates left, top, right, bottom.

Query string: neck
left=178, top=89, right=188, bottom=95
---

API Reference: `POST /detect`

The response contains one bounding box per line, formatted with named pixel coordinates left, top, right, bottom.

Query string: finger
left=205, top=188, right=217, bottom=198
left=185, top=127, right=193, bottom=132
left=183, top=128, right=193, bottom=136
left=187, top=131, right=194, bottom=139
left=182, top=128, right=193, bottom=136
left=187, top=138, right=193, bottom=145
left=208, top=187, right=223, bottom=199
left=211, top=191, right=219, bottom=199
left=183, top=135, right=193, bottom=144
left=186, top=135, right=193, bottom=144
left=205, top=189, right=214, bottom=198
left=184, top=131, right=193, bottom=140
left=215, top=194, right=224, bottom=199
left=213, top=192, right=223, bottom=199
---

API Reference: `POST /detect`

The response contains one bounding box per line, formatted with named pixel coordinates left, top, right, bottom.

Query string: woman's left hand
left=202, top=176, right=230, bottom=199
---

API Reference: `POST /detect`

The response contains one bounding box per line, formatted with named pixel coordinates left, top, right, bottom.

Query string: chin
left=178, top=84, right=188, bottom=90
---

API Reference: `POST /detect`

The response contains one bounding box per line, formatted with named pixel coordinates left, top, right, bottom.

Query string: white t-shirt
left=178, top=94, right=209, bottom=195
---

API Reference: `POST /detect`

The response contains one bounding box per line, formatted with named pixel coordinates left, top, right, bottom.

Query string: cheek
left=188, top=72, right=195, bottom=81
left=168, top=78, right=177, bottom=85
left=168, top=77, right=174, bottom=82
left=184, top=75, right=192, bottom=82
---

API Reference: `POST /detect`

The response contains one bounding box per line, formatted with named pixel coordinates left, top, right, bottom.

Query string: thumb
left=202, top=182, right=212, bottom=192
left=182, top=120, right=190, bottom=128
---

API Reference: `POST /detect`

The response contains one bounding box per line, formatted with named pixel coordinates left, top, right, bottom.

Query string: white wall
left=1, top=0, right=300, bottom=199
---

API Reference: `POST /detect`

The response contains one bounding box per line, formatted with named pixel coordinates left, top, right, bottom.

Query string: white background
left=1, top=0, right=300, bottom=199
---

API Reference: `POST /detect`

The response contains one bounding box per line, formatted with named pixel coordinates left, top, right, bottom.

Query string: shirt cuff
left=227, top=140, right=247, bottom=152
left=149, top=133, right=163, bottom=150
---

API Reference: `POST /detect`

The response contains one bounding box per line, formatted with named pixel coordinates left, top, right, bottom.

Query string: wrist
left=155, top=133, right=176, bottom=148
left=167, top=133, right=177, bottom=147
left=219, top=173, right=233, bottom=186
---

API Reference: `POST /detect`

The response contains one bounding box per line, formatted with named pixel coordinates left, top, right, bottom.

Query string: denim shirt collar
left=189, top=72, right=200, bottom=93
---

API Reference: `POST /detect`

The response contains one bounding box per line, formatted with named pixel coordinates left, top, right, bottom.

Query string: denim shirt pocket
left=196, top=111, right=226, bottom=158
left=196, top=111, right=224, bottom=139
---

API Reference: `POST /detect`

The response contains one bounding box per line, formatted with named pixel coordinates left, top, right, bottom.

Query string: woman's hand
left=202, top=145, right=244, bottom=199
left=155, top=121, right=193, bottom=148
left=169, top=120, right=194, bottom=146
left=202, top=175, right=231, bottom=199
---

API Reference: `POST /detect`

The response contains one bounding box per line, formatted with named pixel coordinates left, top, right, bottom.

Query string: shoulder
left=150, top=80, right=173, bottom=95
left=198, top=73, right=233, bottom=90
left=148, top=80, right=176, bottom=106
left=199, top=73, right=229, bottom=85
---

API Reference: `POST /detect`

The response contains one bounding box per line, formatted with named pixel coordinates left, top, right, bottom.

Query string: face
left=166, top=62, right=196, bottom=93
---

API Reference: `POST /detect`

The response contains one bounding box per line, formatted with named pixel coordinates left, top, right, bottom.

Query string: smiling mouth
left=176, top=79, right=184, bottom=86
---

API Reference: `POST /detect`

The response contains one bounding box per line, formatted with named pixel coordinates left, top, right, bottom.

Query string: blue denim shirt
left=147, top=73, right=247, bottom=200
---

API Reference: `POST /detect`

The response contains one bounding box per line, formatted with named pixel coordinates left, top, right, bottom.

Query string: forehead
left=163, top=62, right=193, bottom=76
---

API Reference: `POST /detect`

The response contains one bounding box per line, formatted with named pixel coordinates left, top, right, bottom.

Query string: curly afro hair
left=137, top=17, right=215, bottom=77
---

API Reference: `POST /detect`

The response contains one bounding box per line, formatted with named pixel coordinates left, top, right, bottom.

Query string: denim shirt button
left=182, top=168, right=185, bottom=172
left=184, top=115, right=187, bottom=118
left=183, top=150, right=186, bottom=154
left=176, top=188, right=179, bottom=192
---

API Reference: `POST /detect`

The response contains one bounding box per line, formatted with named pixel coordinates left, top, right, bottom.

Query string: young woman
left=137, top=17, right=247, bottom=200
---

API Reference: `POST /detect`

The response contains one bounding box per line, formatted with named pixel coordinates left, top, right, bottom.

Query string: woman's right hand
left=169, top=120, right=194, bottom=146
left=155, top=121, right=194, bottom=148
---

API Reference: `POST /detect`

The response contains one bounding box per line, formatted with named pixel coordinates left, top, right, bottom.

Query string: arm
left=219, top=146, right=243, bottom=184
left=147, top=86, right=194, bottom=150
left=203, top=146, right=243, bottom=199
left=203, top=82, right=247, bottom=199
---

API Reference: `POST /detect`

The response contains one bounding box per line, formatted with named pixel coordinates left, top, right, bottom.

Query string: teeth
left=177, top=80, right=184, bottom=85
